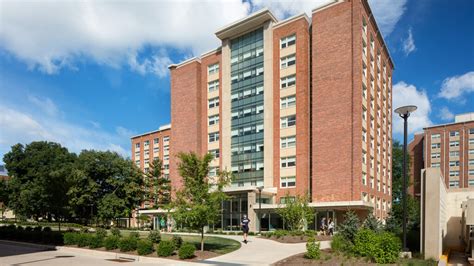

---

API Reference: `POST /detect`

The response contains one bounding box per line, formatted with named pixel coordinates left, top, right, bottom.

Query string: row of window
left=231, top=66, right=264, bottom=84
left=431, top=139, right=474, bottom=149
left=431, top=129, right=474, bottom=139
left=449, top=179, right=474, bottom=188
left=231, top=124, right=264, bottom=137
left=430, top=159, right=474, bottom=166
left=231, top=104, right=264, bottom=120
left=135, top=137, right=169, bottom=149
left=231, top=85, right=264, bottom=102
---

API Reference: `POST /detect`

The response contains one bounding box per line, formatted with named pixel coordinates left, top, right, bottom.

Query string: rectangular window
left=362, top=151, right=367, bottom=164
left=209, top=149, right=220, bottom=159
left=280, top=75, right=296, bottom=89
left=208, top=97, right=219, bottom=109
left=449, top=171, right=460, bottom=177
left=470, top=128, right=474, bottom=134
left=449, top=161, right=460, bottom=167
left=469, top=149, right=474, bottom=155
left=144, top=140, right=150, bottom=147
left=280, top=115, right=296, bottom=128
left=280, top=176, right=296, bottom=188
left=450, top=131, right=459, bottom=137
left=163, top=154, right=169, bottom=161
left=431, top=133, right=441, bottom=139
left=280, top=95, right=296, bottom=109
left=208, top=80, right=219, bottom=92
left=362, top=129, right=367, bottom=143
left=280, top=196, right=296, bottom=204
left=135, top=143, right=140, bottom=149
left=431, top=143, right=441, bottom=149
left=469, top=159, right=474, bottom=166
left=431, top=163, right=440, bottom=168
left=280, top=34, right=296, bottom=49
left=208, top=132, right=219, bottom=143
left=469, top=170, right=474, bottom=176
left=449, top=151, right=460, bottom=157
left=431, top=153, right=441, bottom=159
left=209, top=167, right=218, bottom=177
left=208, top=63, right=219, bottom=75
left=208, top=114, right=219, bottom=126
left=362, top=172, right=367, bottom=185
left=281, top=156, right=296, bottom=168
left=163, top=136, right=170, bottom=142
left=469, top=179, right=474, bottom=186
left=470, top=139, right=474, bottom=145
left=449, top=180, right=459, bottom=188
left=280, top=54, right=296, bottom=69
left=281, top=136, right=296, bottom=148
left=153, top=138, right=159, bottom=144
left=450, top=141, right=460, bottom=147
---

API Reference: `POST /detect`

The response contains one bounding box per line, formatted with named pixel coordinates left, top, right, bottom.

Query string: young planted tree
left=145, top=158, right=170, bottom=207
left=172, top=152, right=232, bottom=251
left=276, top=194, right=314, bottom=231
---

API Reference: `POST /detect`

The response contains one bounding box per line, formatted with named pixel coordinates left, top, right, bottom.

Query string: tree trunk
left=201, top=227, right=204, bottom=252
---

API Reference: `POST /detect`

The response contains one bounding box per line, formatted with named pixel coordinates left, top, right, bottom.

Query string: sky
left=0, top=0, right=473, bottom=162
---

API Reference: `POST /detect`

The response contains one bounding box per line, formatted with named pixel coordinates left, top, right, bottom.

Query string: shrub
left=118, top=236, right=138, bottom=252
left=137, top=239, right=154, bottom=255
left=76, top=233, right=93, bottom=247
left=33, top=226, right=42, bottom=232
left=338, top=211, right=360, bottom=243
left=171, top=235, right=183, bottom=248
left=89, top=235, right=104, bottom=248
left=178, top=243, right=196, bottom=259
left=25, top=226, right=33, bottom=232
left=104, top=235, right=120, bottom=250
left=362, top=213, right=382, bottom=232
left=373, top=232, right=401, bottom=264
left=96, top=228, right=107, bottom=239
left=353, top=229, right=378, bottom=258
left=148, top=230, right=161, bottom=243
left=273, top=230, right=287, bottom=239
left=110, top=228, right=121, bottom=237
left=129, top=231, right=140, bottom=239
left=305, top=237, right=321, bottom=260
left=331, top=234, right=352, bottom=254
left=42, top=226, right=52, bottom=232
left=305, top=230, right=316, bottom=238
left=157, top=240, right=175, bottom=257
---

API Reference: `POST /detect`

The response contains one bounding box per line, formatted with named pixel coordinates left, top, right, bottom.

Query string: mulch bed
left=273, top=250, right=375, bottom=265
left=261, top=235, right=332, bottom=243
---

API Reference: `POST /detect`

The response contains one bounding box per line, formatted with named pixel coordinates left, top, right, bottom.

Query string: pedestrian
left=160, top=216, right=166, bottom=232
left=328, top=218, right=334, bottom=236
left=166, top=215, right=172, bottom=233
left=320, top=217, right=326, bottom=236
left=241, top=214, right=250, bottom=244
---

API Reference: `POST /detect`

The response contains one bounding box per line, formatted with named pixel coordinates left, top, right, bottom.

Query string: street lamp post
left=257, top=186, right=264, bottom=235
left=394, top=105, right=417, bottom=252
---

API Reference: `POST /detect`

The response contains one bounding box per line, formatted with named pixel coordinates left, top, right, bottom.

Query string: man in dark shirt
left=241, top=214, right=250, bottom=244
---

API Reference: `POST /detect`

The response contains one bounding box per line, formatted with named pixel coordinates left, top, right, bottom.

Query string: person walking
left=320, top=217, right=327, bottom=236
left=241, top=214, right=250, bottom=244
left=328, top=218, right=334, bottom=236
left=160, top=216, right=166, bottom=232
left=166, top=215, right=173, bottom=233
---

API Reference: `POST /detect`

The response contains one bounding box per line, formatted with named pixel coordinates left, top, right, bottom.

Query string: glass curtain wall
left=230, top=28, right=265, bottom=187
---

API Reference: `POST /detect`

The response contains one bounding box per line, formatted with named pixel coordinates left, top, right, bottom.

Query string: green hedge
left=353, top=229, right=401, bottom=264
left=171, top=235, right=183, bottom=249
left=148, top=230, right=161, bottom=243
left=157, top=240, right=175, bottom=257
left=104, top=235, right=120, bottom=250
left=118, top=236, right=138, bottom=252
left=178, top=243, right=196, bottom=259
left=305, top=237, right=321, bottom=260
left=137, top=239, right=154, bottom=255
left=0, top=225, right=63, bottom=245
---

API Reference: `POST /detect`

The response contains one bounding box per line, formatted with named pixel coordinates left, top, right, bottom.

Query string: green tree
left=172, top=152, right=232, bottom=251
left=145, top=158, right=170, bottom=207
left=3, top=142, right=75, bottom=223
left=362, top=212, right=382, bottom=232
left=0, top=178, right=11, bottom=217
left=338, top=211, right=360, bottom=243
left=276, top=193, right=314, bottom=231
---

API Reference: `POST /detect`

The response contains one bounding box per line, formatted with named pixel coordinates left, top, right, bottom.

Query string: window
left=135, top=143, right=140, bottom=149
left=431, top=163, right=440, bottom=168
left=449, top=170, right=460, bottom=177
left=470, top=128, right=474, bottom=134
left=209, top=149, right=220, bottom=159
left=362, top=84, right=367, bottom=98
left=449, top=161, right=460, bottom=167
left=362, top=129, right=367, bottom=143
left=135, top=160, right=140, bottom=166
left=280, top=75, right=296, bottom=88
left=470, top=159, right=474, bottom=166
left=281, top=136, right=296, bottom=148
left=449, top=180, right=459, bottom=188
left=153, top=147, right=159, bottom=154
left=209, top=167, right=218, bottom=177
left=450, top=141, right=460, bottom=147
left=280, top=176, right=296, bottom=188
left=163, top=136, right=170, bottom=142
left=431, top=153, right=440, bottom=159
left=281, top=156, right=296, bottom=168
left=450, top=151, right=460, bottom=157
left=280, top=54, right=296, bottom=69
left=469, top=179, right=474, bottom=186
left=362, top=107, right=367, bottom=121
left=469, top=170, right=474, bottom=176
left=280, top=95, right=296, bottom=109
left=431, top=143, right=441, bottom=149
left=469, top=149, right=474, bottom=155
left=280, top=115, right=296, bottom=128
left=280, top=34, right=296, bottom=49
left=470, top=139, right=474, bottom=145
left=208, top=63, right=219, bottom=75
left=431, top=133, right=441, bottom=139
left=362, top=172, right=367, bottom=185
left=163, top=154, right=169, bottom=161
left=208, top=132, right=219, bottom=143
left=153, top=138, right=159, bottom=144
left=362, top=150, right=367, bottom=164
left=208, top=97, right=219, bottom=109
left=208, top=80, right=219, bottom=92
left=208, top=115, right=219, bottom=126
left=280, top=196, right=295, bottom=204
left=450, top=131, right=459, bottom=137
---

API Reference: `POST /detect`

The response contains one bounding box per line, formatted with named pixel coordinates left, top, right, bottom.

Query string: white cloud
left=128, top=51, right=172, bottom=78
left=438, top=107, right=454, bottom=121
left=438, top=71, right=474, bottom=100
left=27, top=94, right=59, bottom=116
left=392, top=81, right=432, bottom=134
left=0, top=104, right=132, bottom=161
left=251, top=0, right=332, bottom=19
left=368, top=0, right=408, bottom=36
left=0, top=0, right=250, bottom=75
left=402, top=28, right=416, bottom=56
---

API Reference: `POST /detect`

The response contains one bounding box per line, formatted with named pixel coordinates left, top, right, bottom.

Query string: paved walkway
left=0, top=235, right=330, bottom=266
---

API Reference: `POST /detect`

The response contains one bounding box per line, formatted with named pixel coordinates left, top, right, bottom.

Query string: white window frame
left=208, top=132, right=219, bottom=143
left=280, top=75, right=296, bottom=89
left=281, top=136, right=296, bottom=148
left=208, top=63, right=219, bottom=75
left=281, top=156, right=296, bottom=168
left=280, top=115, right=296, bottom=128
left=280, top=54, right=296, bottom=69
left=208, top=114, right=219, bottom=126
left=280, top=176, right=296, bottom=188
left=208, top=80, right=219, bottom=92
left=280, top=34, right=296, bottom=49
left=208, top=97, right=219, bottom=109
left=280, top=95, right=296, bottom=109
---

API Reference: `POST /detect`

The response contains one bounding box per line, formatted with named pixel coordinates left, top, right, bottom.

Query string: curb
left=0, top=239, right=57, bottom=250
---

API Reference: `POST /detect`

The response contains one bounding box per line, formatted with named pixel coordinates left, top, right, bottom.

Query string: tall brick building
left=409, top=113, right=474, bottom=196
left=133, top=0, right=394, bottom=231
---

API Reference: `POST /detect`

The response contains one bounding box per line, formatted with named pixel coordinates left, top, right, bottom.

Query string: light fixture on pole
left=394, top=105, right=417, bottom=251
left=257, top=186, right=264, bottom=235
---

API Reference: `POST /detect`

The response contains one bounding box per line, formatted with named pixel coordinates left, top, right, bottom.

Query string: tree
left=276, top=194, right=314, bottom=231
left=145, top=158, right=170, bottom=207
left=338, top=211, right=360, bottom=243
left=362, top=213, right=382, bottom=232
left=0, top=178, right=11, bottom=218
left=172, top=152, right=232, bottom=251
left=3, top=142, right=75, bottom=222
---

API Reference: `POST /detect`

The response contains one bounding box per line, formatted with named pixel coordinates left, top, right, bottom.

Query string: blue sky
left=0, top=0, right=473, bottom=161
